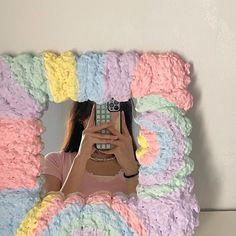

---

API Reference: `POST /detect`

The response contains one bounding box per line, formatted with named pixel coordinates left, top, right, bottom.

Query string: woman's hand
left=99, top=111, right=139, bottom=175
left=76, top=104, right=119, bottom=163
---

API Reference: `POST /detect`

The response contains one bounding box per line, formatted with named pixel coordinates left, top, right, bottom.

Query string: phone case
left=95, top=98, right=121, bottom=150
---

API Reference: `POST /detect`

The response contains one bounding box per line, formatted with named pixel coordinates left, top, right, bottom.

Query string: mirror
left=40, top=98, right=141, bottom=198
left=0, top=51, right=199, bottom=236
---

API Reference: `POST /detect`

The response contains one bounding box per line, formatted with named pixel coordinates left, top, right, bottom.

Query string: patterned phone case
left=95, top=99, right=121, bottom=150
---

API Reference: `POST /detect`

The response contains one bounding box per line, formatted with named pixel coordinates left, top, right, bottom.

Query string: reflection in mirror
left=40, top=98, right=140, bottom=198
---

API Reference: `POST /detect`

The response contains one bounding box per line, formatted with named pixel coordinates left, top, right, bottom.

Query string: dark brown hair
left=60, top=98, right=139, bottom=163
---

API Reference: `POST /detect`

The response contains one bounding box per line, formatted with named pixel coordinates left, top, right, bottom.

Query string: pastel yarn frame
left=0, top=50, right=200, bottom=236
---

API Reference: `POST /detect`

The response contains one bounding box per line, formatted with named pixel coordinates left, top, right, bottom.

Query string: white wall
left=0, top=0, right=235, bottom=211
left=40, top=101, right=72, bottom=155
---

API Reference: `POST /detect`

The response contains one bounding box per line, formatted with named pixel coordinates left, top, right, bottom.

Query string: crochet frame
left=0, top=50, right=200, bottom=236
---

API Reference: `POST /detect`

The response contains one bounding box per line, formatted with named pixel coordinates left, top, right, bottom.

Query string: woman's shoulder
left=45, top=151, right=62, bottom=158
left=45, top=150, right=76, bottom=156
left=44, top=151, right=69, bottom=161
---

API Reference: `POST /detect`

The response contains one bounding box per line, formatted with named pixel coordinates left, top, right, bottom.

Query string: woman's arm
left=124, top=161, right=140, bottom=195
left=43, top=174, right=62, bottom=193
left=125, top=175, right=139, bottom=195
left=60, top=154, right=87, bottom=198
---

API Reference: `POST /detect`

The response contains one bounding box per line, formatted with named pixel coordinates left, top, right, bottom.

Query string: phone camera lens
left=114, top=100, right=118, bottom=105
left=114, top=106, right=119, bottom=110
left=110, top=103, right=114, bottom=107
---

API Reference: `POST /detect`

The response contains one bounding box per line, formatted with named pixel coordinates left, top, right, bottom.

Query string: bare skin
left=81, top=107, right=139, bottom=177
left=76, top=106, right=121, bottom=176
left=80, top=116, right=122, bottom=176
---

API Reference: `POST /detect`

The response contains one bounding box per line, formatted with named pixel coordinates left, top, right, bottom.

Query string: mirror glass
left=40, top=98, right=140, bottom=198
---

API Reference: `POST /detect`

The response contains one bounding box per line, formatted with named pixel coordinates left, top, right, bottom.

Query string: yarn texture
left=0, top=50, right=199, bottom=236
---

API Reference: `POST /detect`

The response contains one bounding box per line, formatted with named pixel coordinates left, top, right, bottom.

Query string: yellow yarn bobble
left=43, top=51, right=79, bottom=103
left=14, top=194, right=57, bottom=235
left=136, top=133, right=149, bottom=158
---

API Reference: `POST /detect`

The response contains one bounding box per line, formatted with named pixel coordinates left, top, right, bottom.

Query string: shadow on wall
left=185, top=59, right=219, bottom=212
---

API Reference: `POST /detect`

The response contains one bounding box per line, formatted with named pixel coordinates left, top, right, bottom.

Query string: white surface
left=195, top=211, right=236, bottom=236
left=40, top=100, right=72, bottom=155
left=0, top=0, right=235, bottom=210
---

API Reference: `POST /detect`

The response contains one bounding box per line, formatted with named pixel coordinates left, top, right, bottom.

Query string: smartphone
left=95, top=98, right=122, bottom=150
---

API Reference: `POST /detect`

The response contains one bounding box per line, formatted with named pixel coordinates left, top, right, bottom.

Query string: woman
left=40, top=98, right=140, bottom=199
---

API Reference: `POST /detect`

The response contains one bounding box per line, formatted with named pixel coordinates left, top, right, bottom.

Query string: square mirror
left=0, top=51, right=200, bottom=235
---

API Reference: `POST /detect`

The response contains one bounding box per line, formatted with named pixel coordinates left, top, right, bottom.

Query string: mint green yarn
left=135, top=95, right=192, bottom=136
left=57, top=213, right=115, bottom=236
left=0, top=53, right=51, bottom=107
